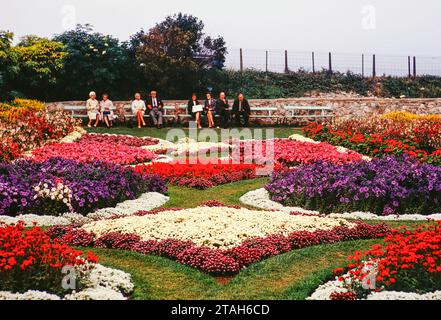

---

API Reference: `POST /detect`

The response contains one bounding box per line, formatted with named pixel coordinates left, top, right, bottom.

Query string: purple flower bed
left=0, top=158, right=167, bottom=217
left=266, top=156, right=441, bottom=215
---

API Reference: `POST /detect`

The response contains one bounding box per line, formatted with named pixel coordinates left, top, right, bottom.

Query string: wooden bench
left=122, top=104, right=190, bottom=121
left=249, top=107, right=279, bottom=118
left=63, top=105, right=88, bottom=118
left=283, top=106, right=334, bottom=120
left=63, top=105, right=118, bottom=120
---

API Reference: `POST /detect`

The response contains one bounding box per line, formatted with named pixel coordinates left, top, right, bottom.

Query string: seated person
left=147, top=91, right=164, bottom=129
left=232, top=93, right=251, bottom=127
left=188, top=93, right=202, bottom=129
left=86, top=91, right=100, bottom=128
left=218, top=92, right=231, bottom=129
left=100, top=93, right=114, bottom=128
left=131, top=93, right=146, bottom=129
left=204, top=93, right=217, bottom=128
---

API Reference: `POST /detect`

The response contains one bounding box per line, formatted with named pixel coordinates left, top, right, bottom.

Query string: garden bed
left=265, top=155, right=441, bottom=216
left=48, top=203, right=390, bottom=275
left=0, top=158, right=167, bottom=217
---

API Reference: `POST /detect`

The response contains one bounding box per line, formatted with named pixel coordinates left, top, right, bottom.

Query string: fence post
left=240, top=48, right=244, bottom=73
left=284, top=50, right=289, bottom=73
left=265, top=51, right=268, bottom=73
left=362, top=54, right=364, bottom=77
left=413, top=56, right=417, bottom=77
left=312, top=52, right=315, bottom=73
left=372, top=54, right=376, bottom=78
left=328, top=52, right=332, bottom=74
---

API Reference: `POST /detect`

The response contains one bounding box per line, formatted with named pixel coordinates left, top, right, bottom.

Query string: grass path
left=87, top=127, right=302, bottom=142
left=91, top=239, right=382, bottom=300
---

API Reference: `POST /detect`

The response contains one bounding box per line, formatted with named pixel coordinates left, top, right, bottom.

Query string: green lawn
left=89, top=239, right=383, bottom=300
left=87, top=126, right=302, bottom=142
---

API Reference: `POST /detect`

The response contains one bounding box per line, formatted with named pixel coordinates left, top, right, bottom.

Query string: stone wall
left=46, top=97, right=441, bottom=125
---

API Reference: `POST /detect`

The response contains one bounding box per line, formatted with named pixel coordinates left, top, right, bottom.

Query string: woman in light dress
left=100, top=93, right=114, bottom=128
left=86, top=91, right=100, bottom=128
left=131, top=93, right=147, bottom=129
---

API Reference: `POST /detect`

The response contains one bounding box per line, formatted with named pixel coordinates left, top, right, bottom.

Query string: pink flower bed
left=31, top=142, right=158, bottom=165
left=46, top=203, right=391, bottom=275
left=77, top=134, right=159, bottom=148
left=233, top=139, right=364, bottom=166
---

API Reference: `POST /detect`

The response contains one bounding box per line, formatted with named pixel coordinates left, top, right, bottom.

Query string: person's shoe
left=87, top=124, right=92, bottom=128
left=138, top=126, right=141, bottom=129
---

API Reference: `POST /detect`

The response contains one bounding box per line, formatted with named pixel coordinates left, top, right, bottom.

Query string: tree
left=9, top=36, right=66, bottom=99
left=0, top=31, right=18, bottom=100
left=132, top=13, right=227, bottom=98
left=53, top=24, right=137, bottom=101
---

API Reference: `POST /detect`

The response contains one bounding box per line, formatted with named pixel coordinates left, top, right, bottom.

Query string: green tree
left=53, top=24, right=137, bottom=101
left=10, top=36, right=66, bottom=99
left=132, top=13, right=227, bottom=98
left=0, top=31, right=18, bottom=100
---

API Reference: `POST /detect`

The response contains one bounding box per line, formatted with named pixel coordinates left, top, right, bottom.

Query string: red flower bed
left=134, top=161, right=260, bottom=189
left=332, top=222, right=441, bottom=299
left=77, top=134, right=159, bottom=148
left=0, top=222, right=98, bottom=294
left=32, top=141, right=158, bottom=165
left=304, top=122, right=441, bottom=165
left=232, top=139, right=363, bottom=166
left=0, top=137, right=22, bottom=162
left=47, top=205, right=390, bottom=275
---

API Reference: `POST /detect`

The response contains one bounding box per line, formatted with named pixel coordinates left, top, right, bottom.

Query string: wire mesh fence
left=225, top=48, right=441, bottom=77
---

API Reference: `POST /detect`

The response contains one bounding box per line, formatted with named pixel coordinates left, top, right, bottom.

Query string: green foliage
left=0, top=31, right=18, bottom=100
left=53, top=24, right=136, bottom=101
left=133, top=13, right=227, bottom=98
left=9, top=36, right=66, bottom=99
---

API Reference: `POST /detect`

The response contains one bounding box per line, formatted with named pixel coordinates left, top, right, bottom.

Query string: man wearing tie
left=147, top=90, right=164, bottom=129
left=233, top=93, right=251, bottom=127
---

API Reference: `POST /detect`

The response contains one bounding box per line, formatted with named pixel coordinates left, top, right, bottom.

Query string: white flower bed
left=0, top=192, right=169, bottom=227
left=308, top=277, right=441, bottom=300
left=240, top=188, right=441, bottom=221
left=143, top=137, right=231, bottom=157
left=82, top=206, right=355, bottom=250
left=0, top=264, right=134, bottom=301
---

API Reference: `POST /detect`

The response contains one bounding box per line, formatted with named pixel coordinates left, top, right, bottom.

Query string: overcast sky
left=1, top=0, right=440, bottom=56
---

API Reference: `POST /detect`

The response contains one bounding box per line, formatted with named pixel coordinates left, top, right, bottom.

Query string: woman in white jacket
left=86, top=91, right=100, bottom=128
left=131, top=93, right=147, bottom=129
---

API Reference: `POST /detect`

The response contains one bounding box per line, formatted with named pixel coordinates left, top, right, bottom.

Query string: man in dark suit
left=232, top=93, right=251, bottom=127
left=217, top=92, right=231, bottom=129
left=146, top=90, right=164, bottom=129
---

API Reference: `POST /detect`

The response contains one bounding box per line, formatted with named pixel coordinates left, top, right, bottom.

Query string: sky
left=1, top=0, right=440, bottom=57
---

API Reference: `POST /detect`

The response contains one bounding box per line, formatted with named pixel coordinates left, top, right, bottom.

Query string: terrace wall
left=46, top=97, right=441, bottom=125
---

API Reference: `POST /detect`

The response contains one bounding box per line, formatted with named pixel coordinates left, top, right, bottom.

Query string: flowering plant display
left=231, top=139, right=363, bottom=166
left=48, top=204, right=390, bottom=275
left=0, top=106, right=80, bottom=160
left=0, top=137, right=23, bottom=162
left=0, top=98, right=45, bottom=123
left=134, top=160, right=260, bottom=189
left=77, top=134, right=159, bottom=148
left=0, top=158, right=167, bottom=217
left=304, top=115, right=441, bottom=165
left=32, top=141, right=158, bottom=165
left=266, top=155, right=441, bottom=216
left=0, top=222, right=98, bottom=295
left=330, top=222, right=441, bottom=300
